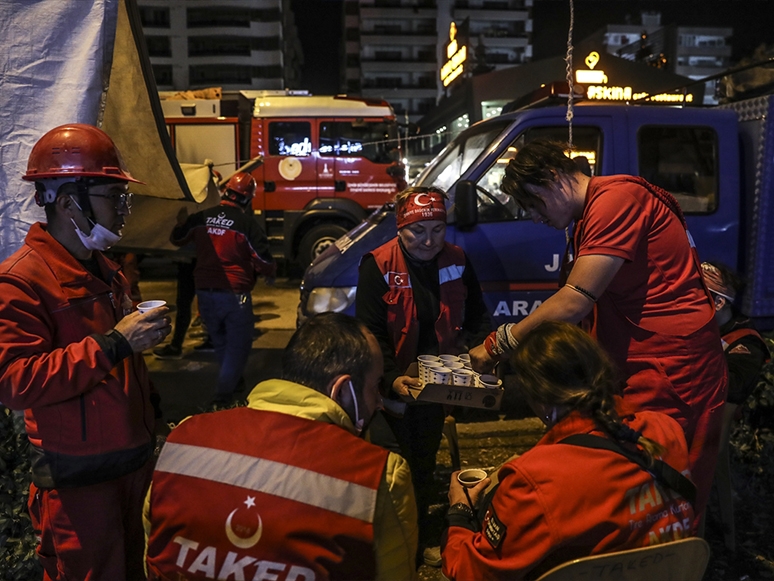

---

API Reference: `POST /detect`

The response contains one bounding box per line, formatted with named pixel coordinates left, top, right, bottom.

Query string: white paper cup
left=457, top=468, right=488, bottom=488
left=445, top=361, right=465, bottom=370
left=137, top=300, right=166, bottom=313
left=439, top=354, right=461, bottom=363
left=458, top=353, right=471, bottom=363
left=429, top=366, right=452, bottom=385
left=418, top=355, right=441, bottom=364
left=419, top=360, right=443, bottom=384
left=479, top=374, right=503, bottom=389
left=452, top=369, right=475, bottom=386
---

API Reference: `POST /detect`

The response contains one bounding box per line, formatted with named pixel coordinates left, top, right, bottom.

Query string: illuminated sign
left=441, top=21, right=468, bottom=87
left=575, top=51, right=693, bottom=103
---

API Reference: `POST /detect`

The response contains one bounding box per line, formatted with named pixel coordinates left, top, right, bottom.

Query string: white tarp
left=0, top=0, right=120, bottom=262
left=0, top=0, right=204, bottom=263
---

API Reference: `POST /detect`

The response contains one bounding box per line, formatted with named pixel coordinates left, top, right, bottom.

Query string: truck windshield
left=319, top=120, right=399, bottom=164
left=414, top=120, right=511, bottom=191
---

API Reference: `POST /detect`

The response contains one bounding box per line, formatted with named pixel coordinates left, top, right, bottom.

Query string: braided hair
left=512, top=321, right=666, bottom=467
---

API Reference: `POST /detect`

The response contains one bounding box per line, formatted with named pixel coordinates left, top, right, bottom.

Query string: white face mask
left=347, top=380, right=365, bottom=435
left=69, top=196, right=122, bottom=251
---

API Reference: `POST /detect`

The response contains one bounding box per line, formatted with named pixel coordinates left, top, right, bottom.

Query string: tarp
left=0, top=0, right=204, bottom=263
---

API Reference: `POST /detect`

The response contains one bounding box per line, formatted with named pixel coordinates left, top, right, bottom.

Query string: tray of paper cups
left=407, top=355, right=504, bottom=410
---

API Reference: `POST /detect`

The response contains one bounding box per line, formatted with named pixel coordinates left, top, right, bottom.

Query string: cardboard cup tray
left=402, top=362, right=503, bottom=410
left=405, top=382, right=504, bottom=410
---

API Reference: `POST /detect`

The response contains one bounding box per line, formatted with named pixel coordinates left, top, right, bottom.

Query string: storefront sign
left=441, top=20, right=468, bottom=87
left=575, top=51, right=693, bottom=103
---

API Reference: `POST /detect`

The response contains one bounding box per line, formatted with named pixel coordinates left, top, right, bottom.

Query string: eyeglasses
left=88, top=192, right=133, bottom=211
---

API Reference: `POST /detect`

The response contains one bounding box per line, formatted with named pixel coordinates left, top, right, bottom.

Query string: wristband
left=565, top=283, right=598, bottom=303
left=484, top=331, right=501, bottom=358
left=447, top=502, right=475, bottom=518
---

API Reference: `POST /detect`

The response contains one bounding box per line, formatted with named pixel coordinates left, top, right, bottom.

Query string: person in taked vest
left=356, top=186, right=491, bottom=567
left=145, top=313, right=418, bottom=581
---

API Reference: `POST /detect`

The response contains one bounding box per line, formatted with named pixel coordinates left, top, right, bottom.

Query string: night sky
left=291, top=0, right=774, bottom=95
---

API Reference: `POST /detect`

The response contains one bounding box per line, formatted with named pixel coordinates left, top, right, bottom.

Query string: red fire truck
left=161, top=90, right=406, bottom=265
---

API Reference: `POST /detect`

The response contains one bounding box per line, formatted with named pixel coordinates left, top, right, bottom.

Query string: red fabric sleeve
left=0, top=275, right=116, bottom=410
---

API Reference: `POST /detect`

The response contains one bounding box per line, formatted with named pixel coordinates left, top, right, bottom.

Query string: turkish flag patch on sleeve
left=482, top=505, right=506, bottom=550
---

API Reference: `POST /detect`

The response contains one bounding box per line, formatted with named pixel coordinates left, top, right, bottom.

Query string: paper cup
left=418, top=355, right=441, bottom=364
left=419, top=360, right=443, bottom=384
left=457, top=468, right=488, bottom=488
left=479, top=374, right=503, bottom=389
left=429, top=366, right=452, bottom=385
left=445, top=361, right=465, bottom=370
left=137, top=300, right=166, bottom=313
left=452, top=369, right=475, bottom=386
left=439, top=354, right=461, bottom=363
left=458, top=353, right=471, bottom=363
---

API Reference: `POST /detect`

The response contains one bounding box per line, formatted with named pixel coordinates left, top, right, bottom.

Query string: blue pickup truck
left=298, top=95, right=774, bottom=330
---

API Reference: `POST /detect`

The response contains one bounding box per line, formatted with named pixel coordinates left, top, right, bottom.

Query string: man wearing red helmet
left=0, top=124, right=172, bottom=580
left=171, top=172, right=276, bottom=407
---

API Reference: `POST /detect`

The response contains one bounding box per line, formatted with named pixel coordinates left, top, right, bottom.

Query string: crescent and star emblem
left=413, top=193, right=432, bottom=207
left=225, top=495, right=263, bottom=549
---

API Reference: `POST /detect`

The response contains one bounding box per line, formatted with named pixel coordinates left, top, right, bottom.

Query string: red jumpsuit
left=574, top=176, right=727, bottom=518
left=442, top=404, right=694, bottom=581
left=0, top=223, right=157, bottom=581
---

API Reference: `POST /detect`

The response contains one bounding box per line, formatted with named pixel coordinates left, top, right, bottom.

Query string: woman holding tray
left=356, top=186, right=491, bottom=567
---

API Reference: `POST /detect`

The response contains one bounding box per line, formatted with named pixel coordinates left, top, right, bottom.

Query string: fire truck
left=161, top=90, right=406, bottom=265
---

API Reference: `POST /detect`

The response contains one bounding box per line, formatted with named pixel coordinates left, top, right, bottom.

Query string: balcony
left=361, top=7, right=437, bottom=18
left=453, top=8, right=528, bottom=21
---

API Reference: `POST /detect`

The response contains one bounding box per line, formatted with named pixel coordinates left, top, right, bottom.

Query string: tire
left=297, top=223, right=349, bottom=265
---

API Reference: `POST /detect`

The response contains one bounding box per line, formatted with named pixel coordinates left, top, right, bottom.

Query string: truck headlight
left=306, top=286, right=357, bottom=314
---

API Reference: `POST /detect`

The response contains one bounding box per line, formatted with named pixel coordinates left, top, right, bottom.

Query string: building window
left=375, top=50, right=402, bottom=61
left=152, top=64, right=173, bottom=86
left=139, top=6, right=170, bottom=28
left=145, top=35, right=171, bottom=57
left=269, top=122, right=312, bottom=156
left=188, top=7, right=250, bottom=28
left=189, top=37, right=251, bottom=57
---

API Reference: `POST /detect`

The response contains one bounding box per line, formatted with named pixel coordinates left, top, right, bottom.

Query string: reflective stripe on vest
left=156, top=442, right=378, bottom=523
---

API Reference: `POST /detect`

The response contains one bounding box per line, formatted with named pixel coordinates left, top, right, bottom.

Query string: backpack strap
left=560, top=433, right=696, bottom=505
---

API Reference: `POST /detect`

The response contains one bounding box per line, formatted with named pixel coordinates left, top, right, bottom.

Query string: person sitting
left=442, top=321, right=696, bottom=581
left=144, top=312, right=418, bottom=581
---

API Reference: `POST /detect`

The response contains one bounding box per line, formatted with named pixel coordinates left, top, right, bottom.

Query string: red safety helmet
left=222, top=172, right=257, bottom=205
left=23, top=123, right=141, bottom=184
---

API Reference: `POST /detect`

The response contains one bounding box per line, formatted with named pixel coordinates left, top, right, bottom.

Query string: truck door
left=262, top=119, right=317, bottom=211
left=319, top=118, right=399, bottom=208
left=448, top=121, right=612, bottom=325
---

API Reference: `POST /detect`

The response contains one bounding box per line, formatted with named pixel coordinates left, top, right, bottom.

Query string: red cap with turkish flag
left=395, top=188, right=447, bottom=229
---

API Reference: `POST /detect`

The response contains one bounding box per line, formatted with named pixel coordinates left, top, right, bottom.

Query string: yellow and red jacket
left=370, top=238, right=467, bottom=371
left=145, top=379, right=418, bottom=581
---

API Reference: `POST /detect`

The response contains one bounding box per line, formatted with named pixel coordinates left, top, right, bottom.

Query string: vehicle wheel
left=297, top=224, right=349, bottom=265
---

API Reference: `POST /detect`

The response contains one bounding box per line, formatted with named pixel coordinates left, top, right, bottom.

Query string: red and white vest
left=146, top=407, right=389, bottom=581
left=371, top=238, right=467, bottom=372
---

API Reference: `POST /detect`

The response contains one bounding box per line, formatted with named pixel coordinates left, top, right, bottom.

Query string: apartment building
left=343, top=0, right=533, bottom=124
left=137, top=0, right=302, bottom=91
left=604, top=12, right=731, bottom=104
